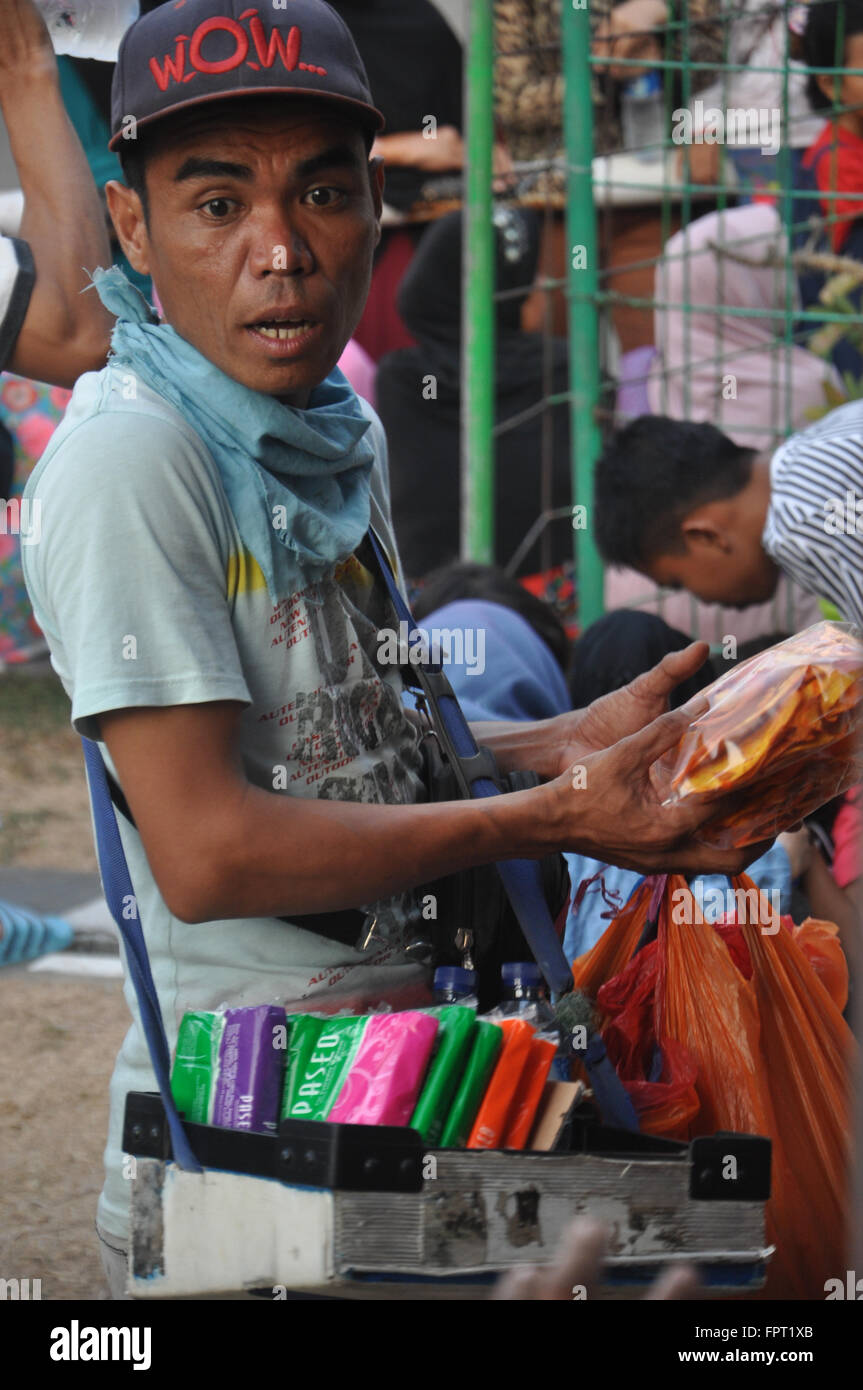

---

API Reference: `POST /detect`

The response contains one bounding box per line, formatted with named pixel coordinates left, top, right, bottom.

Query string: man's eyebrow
left=295, top=144, right=365, bottom=178
left=173, top=157, right=254, bottom=184
left=172, top=146, right=363, bottom=186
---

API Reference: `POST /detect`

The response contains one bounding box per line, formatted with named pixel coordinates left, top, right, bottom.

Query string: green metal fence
left=461, top=0, right=862, bottom=638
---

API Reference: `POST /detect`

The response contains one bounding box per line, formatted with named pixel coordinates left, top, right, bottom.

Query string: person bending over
left=594, top=411, right=863, bottom=629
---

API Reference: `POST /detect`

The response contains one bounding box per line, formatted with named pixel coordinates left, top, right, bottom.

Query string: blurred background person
left=499, top=0, right=724, bottom=347
left=376, top=205, right=572, bottom=582
left=676, top=0, right=823, bottom=199
left=0, top=0, right=114, bottom=671
left=795, top=0, right=863, bottom=380
left=329, top=0, right=466, bottom=362
left=0, top=0, right=112, bottom=388
left=0, top=0, right=113, bottom=961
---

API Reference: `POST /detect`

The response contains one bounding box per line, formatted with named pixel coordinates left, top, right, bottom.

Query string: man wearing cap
left=23, top=0, right=751, bottom=1297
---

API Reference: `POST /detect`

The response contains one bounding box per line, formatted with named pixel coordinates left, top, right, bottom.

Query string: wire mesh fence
left=468, top=0, right=862, bottom=642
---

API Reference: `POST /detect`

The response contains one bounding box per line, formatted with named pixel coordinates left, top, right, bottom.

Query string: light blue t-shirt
left=23, top=365, right=428, bottom=1244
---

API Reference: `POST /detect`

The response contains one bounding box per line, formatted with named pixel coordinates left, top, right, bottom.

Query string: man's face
left=109, top=100, right=383, bottom=405
left=646, top=533, right=780, bottom=608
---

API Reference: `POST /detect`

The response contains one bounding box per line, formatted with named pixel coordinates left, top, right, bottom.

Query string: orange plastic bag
left=736, top=875, right=854, bottom=1300
left=658, top=876, right=771, bottom=1140
left=571, top=877, right=655, bottom=999
left=597, top=938, right=700, bottom=1140
left=713, top=912, right=849, bottom=1010
left=791, top=917, right=849, bottom=1012
left=573, top=872, right=854, bottom=1296
left=659, top=874, right=853, bottom=1298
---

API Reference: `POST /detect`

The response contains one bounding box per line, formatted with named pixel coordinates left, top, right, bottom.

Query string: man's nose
left=248, top=208, right=315, bottom=277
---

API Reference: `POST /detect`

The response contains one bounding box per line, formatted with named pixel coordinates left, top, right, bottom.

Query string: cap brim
left=109, top=86, right=385, bottom=152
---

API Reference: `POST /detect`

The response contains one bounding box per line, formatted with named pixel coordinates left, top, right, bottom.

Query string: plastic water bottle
left=36, top=0, right=140, bottom=62
left=500, top=962, right=570, bottom=1079
left=432, top=966, right=478, bottom=1008
left=620, top=69, right=666, bottom=162
left=499, top=962, right=557, bottom=1027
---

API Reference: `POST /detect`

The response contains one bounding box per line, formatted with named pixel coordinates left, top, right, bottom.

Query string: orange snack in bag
left=502, top=1036, right=557, bottom=1150
left=655, top=622, right=863, bottom=847
left=466, top=1018, right=534, bottom=1150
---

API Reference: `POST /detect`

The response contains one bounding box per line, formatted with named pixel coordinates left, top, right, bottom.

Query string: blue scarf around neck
left=91, top=267, right=375, bottom=601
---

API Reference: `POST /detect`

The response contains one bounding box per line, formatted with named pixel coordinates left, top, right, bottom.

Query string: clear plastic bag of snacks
left=653, top=621, right=863, bottom=848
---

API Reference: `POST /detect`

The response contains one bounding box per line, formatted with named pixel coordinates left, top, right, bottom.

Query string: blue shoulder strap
left=366, top=530, right=574, bottom=997
left=81, top=736, right=202, bottom=1172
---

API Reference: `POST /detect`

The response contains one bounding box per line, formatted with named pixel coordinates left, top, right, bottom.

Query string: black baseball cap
left=109, top=0, right=384, bottom=152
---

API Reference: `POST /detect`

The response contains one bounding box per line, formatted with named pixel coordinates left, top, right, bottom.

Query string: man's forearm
left=2, top=69, right=113, bottom=384
left=172, top=780, right=556, bottom=923
left=100, top=667, right=755, bottom=929
left=100, top=702, right=565, bottom=925
left=469, top=717, right=561, bottom=781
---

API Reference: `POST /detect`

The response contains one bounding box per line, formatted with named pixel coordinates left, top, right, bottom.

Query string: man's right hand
left=545, top=701, right=770, bottom=876
left=0, top=0, right=56, bottom=87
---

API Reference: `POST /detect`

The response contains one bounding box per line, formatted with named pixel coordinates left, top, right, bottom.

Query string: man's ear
left=105, top=180, right=152, bottom=276
left=680, top=511, right=731, bottom=553
left=368, top=156, right=385, bottom=246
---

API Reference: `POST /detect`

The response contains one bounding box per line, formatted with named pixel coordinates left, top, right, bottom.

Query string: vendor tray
left=122, top=1090, right=772, bottom=1299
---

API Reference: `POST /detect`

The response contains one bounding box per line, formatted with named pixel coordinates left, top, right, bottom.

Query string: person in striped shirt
left=593, top=408, right=863, bottom=630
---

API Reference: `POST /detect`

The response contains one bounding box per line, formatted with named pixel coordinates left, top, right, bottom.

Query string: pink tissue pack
left=328, top=1011, right=439, bottom=1126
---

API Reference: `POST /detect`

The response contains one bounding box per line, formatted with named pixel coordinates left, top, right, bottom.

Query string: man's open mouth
left=249, top=318, right=316, bottom=341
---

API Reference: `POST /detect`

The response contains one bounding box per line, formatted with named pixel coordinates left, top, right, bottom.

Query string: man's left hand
left=552, top=640, right=711, bottom=776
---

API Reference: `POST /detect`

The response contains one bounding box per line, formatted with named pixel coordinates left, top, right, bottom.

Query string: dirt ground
left=0, top=670, right=96, bottom=871
left=0, top=673, right=127, bottom=1301
left=0, top=974, right=130, bottom=1300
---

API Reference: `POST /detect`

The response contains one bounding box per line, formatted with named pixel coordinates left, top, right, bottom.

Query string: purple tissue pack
left=211, top=1004, right=286, bottom=1134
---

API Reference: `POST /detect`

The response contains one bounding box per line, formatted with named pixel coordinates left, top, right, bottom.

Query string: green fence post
left=461, top=0, right=496, bottom=563
left=562, top=0, right=604, bottom=625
